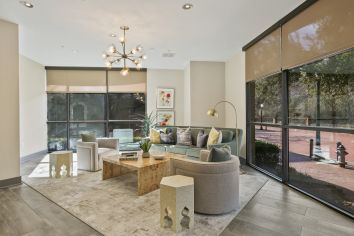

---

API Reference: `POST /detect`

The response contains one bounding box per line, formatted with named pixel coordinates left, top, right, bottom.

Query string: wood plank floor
left=1, top=153, right=352, bottom=235
left=221, top=179, right=354, bottom=236
left=0, top=184, right=102, bottom=236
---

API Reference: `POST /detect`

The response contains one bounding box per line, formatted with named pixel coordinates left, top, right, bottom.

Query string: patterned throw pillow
left=196, top=130, right=208, bottom=148
left=160, top=132, right=175, bottom=144
left=150, top=128, right=161, bottom=144
left=209, top=145, right=232, bottom=162
left=207, top=127, right=223, bottom=146
left=81, top=132, right=96, bottom=142
left=176, top=128, right=192, bottom=146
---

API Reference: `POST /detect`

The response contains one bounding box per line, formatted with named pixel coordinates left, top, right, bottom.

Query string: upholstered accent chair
left=77, top=138, right=119, bottom=171
left=170, top=155, right=240, bottom=214
left=113, top=129, right=140, bottom=151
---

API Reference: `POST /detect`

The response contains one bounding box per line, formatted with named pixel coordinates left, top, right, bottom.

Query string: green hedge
left=255, top=140, right=280, bottom=166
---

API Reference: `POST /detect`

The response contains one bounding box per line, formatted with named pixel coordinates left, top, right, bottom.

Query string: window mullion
left=281, top=70, right=289, bottom=183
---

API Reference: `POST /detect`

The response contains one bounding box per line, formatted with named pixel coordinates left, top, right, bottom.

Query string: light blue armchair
left=113, top=129, right=141, bottom=151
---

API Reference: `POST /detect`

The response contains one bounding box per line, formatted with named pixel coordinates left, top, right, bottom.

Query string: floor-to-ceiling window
left=245, top=0, right=354, bottom=218
left=247, top=48, right=354, bottom=217
left=46, top=69, right=146, bottom=151
left=287, top=49, right=354, bottom=216
left=108, top=93, right=145, bottom=137
left=47, top=93, right=68, bottom=151
left=248, top=73, right=283, bottom=178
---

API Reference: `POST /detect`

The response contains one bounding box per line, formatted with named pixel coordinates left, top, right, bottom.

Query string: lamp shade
left=207, top=108, right=218, bottom=117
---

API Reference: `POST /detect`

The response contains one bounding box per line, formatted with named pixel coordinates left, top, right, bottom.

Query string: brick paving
left=255, top=126, right=354, bottom=191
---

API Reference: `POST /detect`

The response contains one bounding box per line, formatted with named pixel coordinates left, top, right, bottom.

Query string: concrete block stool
left=160, top=175, right=194, bottom=232
left=49, top=151, right=73, bottom=178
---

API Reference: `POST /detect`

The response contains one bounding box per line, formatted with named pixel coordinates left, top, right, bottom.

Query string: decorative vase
left=142, top=152, right=150, bottom=158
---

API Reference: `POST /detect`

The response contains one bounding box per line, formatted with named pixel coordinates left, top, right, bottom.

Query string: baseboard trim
left=0, top=176, right=22, bottom=188
left=238, top=156, right=246, bottom=165
left=21, top=149, right=47, bottom=164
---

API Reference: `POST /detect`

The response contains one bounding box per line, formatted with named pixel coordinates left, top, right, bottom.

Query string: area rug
left=22, top=155, right=268, bottom=236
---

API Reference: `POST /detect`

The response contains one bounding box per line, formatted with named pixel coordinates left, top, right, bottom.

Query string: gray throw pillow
left=176, top=128, right=192, bottom=146
left=160, top=132, right=175, bottom=144
left=222, top=130, right=234, bottom=143
left=209, top=145, right=231, bottom=162
left=196, top=130, right=208, bottom=148
left=81, top=132, right=96, bottom=142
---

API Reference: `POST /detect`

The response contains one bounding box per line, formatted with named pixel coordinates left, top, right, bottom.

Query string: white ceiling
left=0, top=0, right=304, bottom=69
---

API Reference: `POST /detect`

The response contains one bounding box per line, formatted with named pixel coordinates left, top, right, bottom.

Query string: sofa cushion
left=221, top=130, right=234, bottom=143
left=81, top=133, right=96, bottom=142
left=196, top=130, right=208, bottom=148
left=200, top=149, right=211, bottom=162
left=98, top=148, right=114, bottom=156
left=160, top=132, right=175, bottom=144
left=207, top=127, right=222, bottom=146
left=166, top=145, right=189, bottom=155
left=209, top=145, right=231, bottom=162
left=150, top=144, right=166, bottom=152
left=176, top=128, right=192, bottom=146
left=186, top=147, right=203, bottom=158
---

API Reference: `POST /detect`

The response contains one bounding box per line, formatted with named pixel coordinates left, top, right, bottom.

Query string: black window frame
left=46, top=69, right=146, bottom=151
left=246, top=47, right=354, bottom=218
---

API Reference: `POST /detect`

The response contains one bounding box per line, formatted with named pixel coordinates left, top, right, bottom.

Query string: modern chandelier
left=102, top=26, right=147, bottom=76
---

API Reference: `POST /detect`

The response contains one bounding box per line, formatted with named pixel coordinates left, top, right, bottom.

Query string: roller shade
left=108, top=71, right=146, bottom=93
left=282, top=0, right=354, bottom=69
left=47, top=70, right=106, bottom=93
left=246, top=28, right=281, bottom=82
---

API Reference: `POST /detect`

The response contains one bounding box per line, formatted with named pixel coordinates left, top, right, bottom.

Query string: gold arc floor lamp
left=207, top=100, right=239, bottom=156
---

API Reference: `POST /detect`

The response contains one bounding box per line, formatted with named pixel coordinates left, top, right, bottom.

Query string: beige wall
left=189, top=61, right=226, bottom=127
left=225, top=52, right=246, bottom=157
left=183, top=64, right=191, bottom=125
left=0, top=19, right=20, bottom=180
left=19, top=55, right=47, bottom=157
left=147, top=69, right=184, bottom=125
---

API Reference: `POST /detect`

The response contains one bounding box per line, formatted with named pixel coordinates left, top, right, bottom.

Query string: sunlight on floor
left=29, top=154, right=78, bottom=178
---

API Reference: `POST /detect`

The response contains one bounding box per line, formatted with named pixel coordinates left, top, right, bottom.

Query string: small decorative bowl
left=153, top=155, right=165, bottom=160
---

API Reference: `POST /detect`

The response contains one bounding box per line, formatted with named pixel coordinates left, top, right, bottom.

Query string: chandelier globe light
left=102, top=26, right=146, bottom=76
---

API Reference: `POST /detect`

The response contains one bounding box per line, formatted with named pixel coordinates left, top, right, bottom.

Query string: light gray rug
left=22, top=155, right=268, bottom=236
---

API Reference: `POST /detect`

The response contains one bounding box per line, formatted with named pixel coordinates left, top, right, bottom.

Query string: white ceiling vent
left=162, top=52, right=176, bottom=58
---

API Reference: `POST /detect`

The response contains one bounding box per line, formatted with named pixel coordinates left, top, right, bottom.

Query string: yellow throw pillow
left=207, top=127, right=222, bottom=146
left=150, top=129, right=161, bottom=144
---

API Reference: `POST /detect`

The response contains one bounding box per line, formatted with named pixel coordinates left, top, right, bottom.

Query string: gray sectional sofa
left=170, top=154, right=240, bottom=214
left=150, top=126, right=242, bottom=159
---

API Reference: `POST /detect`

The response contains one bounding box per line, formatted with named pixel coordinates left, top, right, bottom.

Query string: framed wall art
left=157, top=110, right=175, bottom=126
left=156, top=88, right=174, bottom=109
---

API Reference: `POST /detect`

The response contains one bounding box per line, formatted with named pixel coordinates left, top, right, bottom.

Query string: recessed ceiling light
left=110, top=33, right=117, bottom=37
left=19, top=1, right=34, bottom=8
left=182, top=3, right=193, bottom=10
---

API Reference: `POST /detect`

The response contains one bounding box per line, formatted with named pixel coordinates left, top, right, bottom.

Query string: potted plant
left=137, top=111, right=157, bottom=138
left=140, top=139, right=152, bottom=158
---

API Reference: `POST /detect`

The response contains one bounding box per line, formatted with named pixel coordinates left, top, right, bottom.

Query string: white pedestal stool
left=49, top=151, right=73, bottom=178
left=160, top=175, right=194, bottom=232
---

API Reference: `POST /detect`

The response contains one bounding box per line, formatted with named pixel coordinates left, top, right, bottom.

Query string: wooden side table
left=49, top=151, right=73, bottom=178
left=160, top=175, right=194, bottom=232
